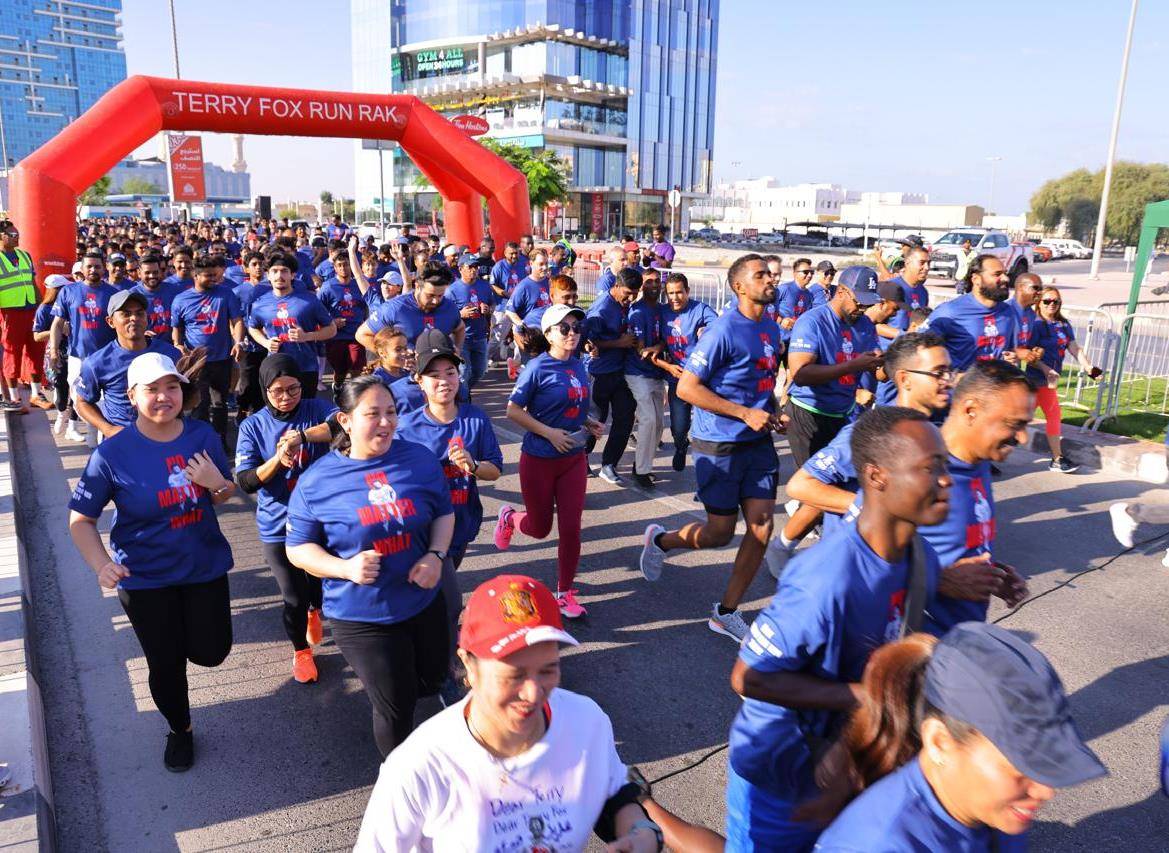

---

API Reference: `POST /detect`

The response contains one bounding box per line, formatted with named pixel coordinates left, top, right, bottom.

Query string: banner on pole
left=168, top=133, right=207, bottom=202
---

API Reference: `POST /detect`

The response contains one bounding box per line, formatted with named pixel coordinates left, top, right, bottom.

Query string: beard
left=978, top=282, right=1010, bottom=303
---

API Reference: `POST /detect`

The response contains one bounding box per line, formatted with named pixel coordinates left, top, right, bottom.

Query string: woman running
left=396, top=328, right=503, bottom=704
left=370, top=325, right=425, bottom=415
left=285, top=374, right=454, bottom=758
left=813, top=623, right=1105, bottom=851
left=235, top=354, right=337, bottom=683
left=68, top=351, right=236, bottom=772
left=495, top=304, right=603, bottom=619
left=33, top=274, right=75, bottom=432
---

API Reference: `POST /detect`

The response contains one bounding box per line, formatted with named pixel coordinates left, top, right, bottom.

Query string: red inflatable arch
left=8, top=75, right=531, bottom=276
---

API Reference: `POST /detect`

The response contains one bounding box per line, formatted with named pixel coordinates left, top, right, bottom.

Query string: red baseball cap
left=621, top=240, right=639, bottom=253
left=459, top=575, right=578, bottom=660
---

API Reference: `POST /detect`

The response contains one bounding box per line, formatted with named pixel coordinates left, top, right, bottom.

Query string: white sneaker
left=1109, top=502, right=1137, bottom=549
left=785, top=499, right=800, bottom=517
left=53, top=411, right=68, bottom=436
left=1162, top=549, right=1169, bottom=569
left=65, top=421, right=87, bottom=442
left=640, top=523, right=666, bottom=581
left=764, top=538, right=796, bottom=581
left=708, top=605, right=749, bottom=643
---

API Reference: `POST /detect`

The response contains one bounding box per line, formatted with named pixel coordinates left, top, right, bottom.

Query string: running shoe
left=65, top=421, right=87, bottom=442
left=632, top=472, right=655, bottom=489
left=438, top=674, right=468, bottom=708
left=672, top=447, right=687, bottom=471
left=1050, top=457, right=1079, bottom=474
left=764, top=538, right=795, bottom=581
left=164, top=730, right=194, bottom=772
left=292, top=648, right=318, bottom=684
left=1109, top=502, right=1137, bottom=549
left=784, top=499, right=800, bottom=517
left=494, top=504, right=516, bottom=549
left=708, top=605, right=749, bottom=643
left=1162, top=549, right=1169, bottom=569
left=556, top=589, right=587, bottom=619
left=53, top=411, right=68, bottom=436
left=305, top=608, right=323, bottom=646
left=640, top=523, right=666, bottom=581
left=599, top=464, right=623, bottom=485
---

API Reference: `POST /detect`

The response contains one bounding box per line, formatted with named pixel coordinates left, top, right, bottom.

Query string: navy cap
left=108, top=252, right=127, bottom=264
left=815, top=260, right=836, bottom=274
left=107, top=288, right=148, bottom=314
left=897, top=234, right=925, bottom=248
left=838, top=265, right=880, bottom=305
left=925, top=622, right=1106, bottom=788
left=457, top=253, right=478, bottom=268
left=877, top=281, right=906, bottom=304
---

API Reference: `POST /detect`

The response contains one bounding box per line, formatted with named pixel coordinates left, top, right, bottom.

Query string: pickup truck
left=929, top=228, right=1033, bottom=283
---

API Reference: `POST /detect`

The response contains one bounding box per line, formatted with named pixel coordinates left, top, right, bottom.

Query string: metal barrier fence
left=571, top=262, right=728, bottom=311
left=1099, top=312, right=1169, bottom=427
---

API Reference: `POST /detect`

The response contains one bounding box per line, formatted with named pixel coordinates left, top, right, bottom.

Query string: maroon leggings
left=514, top=450, right=587, bottom=592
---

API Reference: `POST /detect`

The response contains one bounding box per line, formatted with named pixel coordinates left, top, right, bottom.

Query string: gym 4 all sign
left=167, top=133, right=206, bottom=203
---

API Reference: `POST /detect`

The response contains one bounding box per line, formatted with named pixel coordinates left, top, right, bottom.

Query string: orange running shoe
left=293, top=648, right=318, bottom=683
left=305, top=608, right=323, bottom=646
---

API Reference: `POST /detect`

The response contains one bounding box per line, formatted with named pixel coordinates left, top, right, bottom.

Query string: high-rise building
left=0, top=0, right=127, bottom=172
left=351, top=0, right=718, bottom=239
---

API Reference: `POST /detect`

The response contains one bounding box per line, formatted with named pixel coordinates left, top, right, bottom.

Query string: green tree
left=320, top=190, right=334, bottom=217
left=121, top=177, right=162, bottom=195
left=276, top=206, right=299, bottom=220
left=79, top=176, right=111, bottom=205
left=1029, top=162, right=1169, bottom=245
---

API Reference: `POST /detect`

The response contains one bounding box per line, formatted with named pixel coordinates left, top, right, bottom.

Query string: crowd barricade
left=1098, top=312, right=1169, bottom=429
left=567, top=264, right=727, bottom=312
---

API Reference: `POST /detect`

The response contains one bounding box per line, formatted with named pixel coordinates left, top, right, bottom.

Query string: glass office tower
left=0, top=0, right=126, bottom=171
left=352, top=0, right=718, bottom=238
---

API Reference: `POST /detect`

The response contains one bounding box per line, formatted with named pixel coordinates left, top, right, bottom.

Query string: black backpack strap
left=901, top=534, right=928, bottom=637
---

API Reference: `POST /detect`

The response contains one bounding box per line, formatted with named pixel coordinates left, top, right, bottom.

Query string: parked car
left=930, top=228, right=1033, bottom=282
left=1062, top=239, right=1093, bottom=259
left=695, top=227, right=721, bottom=242
left=758, top=232, right=785, bottom=245
left=1032, top=245, right=1053, bottom=262
left=357, top=221, right=415, bottom=242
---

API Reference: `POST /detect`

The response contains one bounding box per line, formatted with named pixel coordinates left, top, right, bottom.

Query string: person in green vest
left=0, top=220, right=43, bottom=415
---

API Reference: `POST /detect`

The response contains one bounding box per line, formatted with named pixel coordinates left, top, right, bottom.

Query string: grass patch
left=1057, top=373, right=1168, bottom=442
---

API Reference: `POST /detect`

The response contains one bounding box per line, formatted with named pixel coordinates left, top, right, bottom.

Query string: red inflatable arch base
left=8, top=75, right=532, bottom=276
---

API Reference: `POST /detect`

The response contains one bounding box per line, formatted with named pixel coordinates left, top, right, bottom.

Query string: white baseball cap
left=43, top=273, right=72, bottom=289
left=71, top=261, right=83, bottom=275
left=539, top=303, right=586, bottom=334
left=127, top=352, right=188, bottom=389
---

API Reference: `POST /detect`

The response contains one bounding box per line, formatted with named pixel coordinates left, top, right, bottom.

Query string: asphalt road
left=15, top=370, right=1169, bottom=852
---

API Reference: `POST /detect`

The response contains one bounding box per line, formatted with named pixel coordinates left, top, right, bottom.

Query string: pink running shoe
left=556, top=589, right=587, bottom=619
left=494, top=504, right=516, bottom=549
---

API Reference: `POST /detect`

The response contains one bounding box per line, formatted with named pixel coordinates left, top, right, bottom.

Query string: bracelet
left=211, top=483, right=233, bottom=496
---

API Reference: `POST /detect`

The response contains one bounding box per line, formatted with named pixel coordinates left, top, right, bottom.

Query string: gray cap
left=107, top=288, right=148, bottom=314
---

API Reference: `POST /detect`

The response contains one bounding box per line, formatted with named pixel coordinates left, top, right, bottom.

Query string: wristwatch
left=427, top=549, right=447, bottom=561
left=629, top=818, right=663, bottom=851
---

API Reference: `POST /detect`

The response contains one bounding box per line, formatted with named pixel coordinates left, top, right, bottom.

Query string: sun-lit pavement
left=14, top=370, right=1169, bottom=852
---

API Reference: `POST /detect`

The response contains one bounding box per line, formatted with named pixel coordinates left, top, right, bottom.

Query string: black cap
left=414, top=327, right=463, bottom=374
left=107, top=289, right=148, bottom=314
left=897, top=234, right=925, bottom=248
left=878, top=281, right=907, bottom=304
left=816, top=260, right=837, bottom=274
left=925, top=622, right=1106, bottom=788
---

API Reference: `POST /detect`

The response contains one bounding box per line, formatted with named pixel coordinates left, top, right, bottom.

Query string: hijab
left=259, top=353, right=302, bottom=421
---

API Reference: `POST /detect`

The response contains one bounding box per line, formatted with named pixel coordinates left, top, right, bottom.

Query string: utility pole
left=986, top=156, right=1002, bottom=216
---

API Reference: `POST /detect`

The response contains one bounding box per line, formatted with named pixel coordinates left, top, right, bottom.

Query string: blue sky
left=121, top=0, right=1167, bottom=214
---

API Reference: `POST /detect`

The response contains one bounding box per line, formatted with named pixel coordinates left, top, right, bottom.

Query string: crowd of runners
left=0, top=213, right=1121, bottom=850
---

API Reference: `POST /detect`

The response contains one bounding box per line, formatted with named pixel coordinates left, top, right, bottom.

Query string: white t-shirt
left=355, top=688, right=628, bottom=852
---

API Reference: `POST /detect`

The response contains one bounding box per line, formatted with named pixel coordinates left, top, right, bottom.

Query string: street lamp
left=986, top=156, right=1002, bottom=216
left=1090, top=0, right=1140, bottom=279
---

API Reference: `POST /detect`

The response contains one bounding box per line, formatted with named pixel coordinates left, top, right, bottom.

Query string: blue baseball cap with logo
left=838, top=265, right=881, bottom=305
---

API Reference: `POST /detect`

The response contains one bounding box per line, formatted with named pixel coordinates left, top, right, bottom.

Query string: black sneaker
left=672, top=447, right=687, bottom=471
left=164, top=730, right=194, bottom=773
left=632, top=472, right=655, bottom=489
left=1050, top=456, right=1079, bottom=474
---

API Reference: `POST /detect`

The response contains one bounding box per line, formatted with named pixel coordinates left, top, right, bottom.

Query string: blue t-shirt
left=448, top=279, right=495, bottom=341
left=804, top=420, right=862, bottom=538
left=584, top=291, right=631, bottom=376
left=76, top=336, right=183, bottom=427
left=889, top=276, right=930, bottom=332
left=223, top=264, right=246, bottom=285
left=132, top=281, right=183, bottom=338
left=1033, top=318, right=1075, bottom=374
left=171, top=285, right=243, bottom=362
left=490, top=259, right=525, bottom=298
left=508, top=353, right=590, bottom=458
left=284, top=441, right=454, bottom=624
left=775, top=281, right=814, bottom=343
left=788, top=304, right=871, bottom=416
left=1011, top=300, right=1037, bottom=347
left=368, top=292, right=461, bottom=348
left=67, top=419, right=234, bottom=590
left=370, top=366, right=427, bottom=415
left=626, top=299, right=664, bottom=379
left=596, top=267, right=617, bottom=295
left=659, top=299, right=718, bottom=367
left=396, top=404, right=504, bottom=549
left=506, top=276, right=551, bottom=322
left=247, top=290, right=333, bottom=373
left=33, top=302, right=54, bottom=334
left=809, top=281, right=834, bottom=308
left=815, top=759, right=1027, bottom=853
left=314, top=259, right=334, bottom=281
left=684, top=307, right=781, bottom=443
left=232, top=280, right=270, bottom=352
left=53, top=281, right=119, bottom=358
left=162, top=274, right=193, bottom=291
left=730, top=523, right=940, bottom=801
left=234, top=399, right=338, bottom=542
left=318, top=277, right=369, bottom=341
left=920, top=455, right=996, bottom=634
left=920, top=294, right=1019, bottom=371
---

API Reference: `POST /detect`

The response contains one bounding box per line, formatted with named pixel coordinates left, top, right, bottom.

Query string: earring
left=933, top=756, right=946, bottom=768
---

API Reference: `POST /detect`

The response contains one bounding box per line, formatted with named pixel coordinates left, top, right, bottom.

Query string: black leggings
left=117, top=574, right=233, bottom=733
left=586, top=371, right=635, bottom=466
left=330, top=592, right=449, bottom=758
left=236, top=349, right=266, bottom=422
left=261, top=541, right=323, bottom=651
left=193, top=358, right=232, bottom=446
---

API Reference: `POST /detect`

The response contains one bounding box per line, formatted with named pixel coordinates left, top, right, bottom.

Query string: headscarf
left=259, top=353, right=302, bottom=421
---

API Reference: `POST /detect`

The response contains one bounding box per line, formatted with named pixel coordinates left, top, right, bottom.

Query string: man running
left=921, top=255, right=1020, bottom=374
left=638, top=254, right=784, bottom=642
left=625, top=267, right=666, bottom=488
left=356, top=261, right=465, bottom=353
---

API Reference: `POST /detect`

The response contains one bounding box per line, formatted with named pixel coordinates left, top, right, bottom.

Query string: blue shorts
left=725, top=764, right=820, bottom=853
left=693, top=439, right=779, bottom=515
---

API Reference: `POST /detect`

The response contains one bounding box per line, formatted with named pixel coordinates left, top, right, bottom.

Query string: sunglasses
left=795, top=269, right=813, bottom=276
left=554, top=321, right=582, bottom=335
left=1040, top=299, right=1062, bottom=305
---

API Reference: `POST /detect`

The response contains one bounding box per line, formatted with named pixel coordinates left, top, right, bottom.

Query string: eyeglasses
left=903, top=368, right=955, bottom=381
left=1040, top=298, right=1062, bottom=305
left=554, top=321, right=582, bottom=335
left=268, top=384, right=302, bottom=398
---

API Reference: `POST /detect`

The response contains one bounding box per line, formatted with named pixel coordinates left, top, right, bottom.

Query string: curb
left=1028, top=420, right=1168, bottom=483
left=0, top=415, right=56, bottom=852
